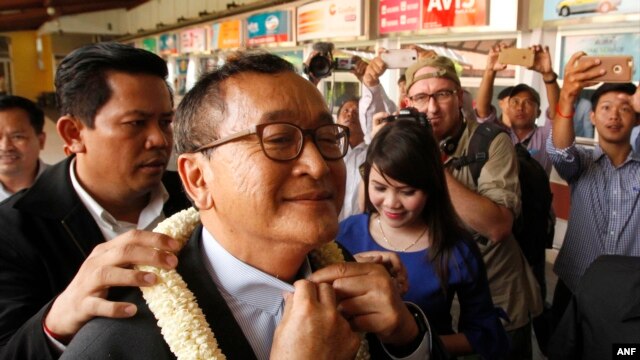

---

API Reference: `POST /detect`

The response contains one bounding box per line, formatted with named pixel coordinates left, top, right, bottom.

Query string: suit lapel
left=14, top=157, right=104, bottom=258
left=177, top=226, right=258, bottom=360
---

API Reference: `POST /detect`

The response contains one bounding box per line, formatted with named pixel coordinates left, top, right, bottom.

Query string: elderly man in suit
left=61, top=51, right=433, bottom=359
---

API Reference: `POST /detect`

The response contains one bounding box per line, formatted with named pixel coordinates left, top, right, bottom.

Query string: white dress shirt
left=69, top=158, right=169, bottom=241
left=339, top=142, right=368, bottom=221
left=47, top=158, right=169, bottom=352
left=200, top=227, right=430, bottom=360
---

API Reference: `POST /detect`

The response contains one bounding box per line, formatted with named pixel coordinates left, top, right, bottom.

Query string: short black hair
left=55, top=42, right=169, bottom=128
left=591, top=82, right=636, bottom=111
left=174, top=50, right=296, bottom=156
left=497, top=86, right=514, bottom=100
left=0, top=95, right=45, bottom=133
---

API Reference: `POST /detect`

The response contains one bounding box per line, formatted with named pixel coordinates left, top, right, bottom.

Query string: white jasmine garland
left=137, top=207, right=370, bottom=360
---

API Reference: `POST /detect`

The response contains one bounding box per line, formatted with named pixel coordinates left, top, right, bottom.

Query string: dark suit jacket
left=0, top=157, right=191, bottom=360
left=61, top=226, right=399, bottom=359
left=548, top=255, right=640, bottom=360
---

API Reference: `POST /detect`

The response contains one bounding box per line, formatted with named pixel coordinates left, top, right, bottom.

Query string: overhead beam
left=0, top=0, right=43, bottom=11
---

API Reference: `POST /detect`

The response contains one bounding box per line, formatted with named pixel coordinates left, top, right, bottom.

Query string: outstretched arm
left=477, top=44, right=508, bottom=118
left=552, top=52, right=603, bottom=149
left=530, top=45, right=560, bottom=112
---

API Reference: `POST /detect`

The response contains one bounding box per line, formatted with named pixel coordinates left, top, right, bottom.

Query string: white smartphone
left=381, top=49, right=418, bottom=69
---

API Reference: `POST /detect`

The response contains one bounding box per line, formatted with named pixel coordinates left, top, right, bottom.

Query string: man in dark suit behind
left=0, top=42, right=190, bottom=359
left=549, top=255, right=640, bottom=360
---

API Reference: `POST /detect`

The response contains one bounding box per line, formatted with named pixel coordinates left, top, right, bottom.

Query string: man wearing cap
left=496, top=86, right=514, bottom=128
left=547, top=52, right=640, bottom=328
left=398, top=55, right=542, bottom=359
left=477, top=44, right=560, bottom=176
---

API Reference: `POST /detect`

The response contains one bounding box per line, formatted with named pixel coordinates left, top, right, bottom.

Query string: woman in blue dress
left=338, top=119, right=508, bottom=359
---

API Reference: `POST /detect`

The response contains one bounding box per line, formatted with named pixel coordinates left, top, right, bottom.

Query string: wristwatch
left=543, top=72, right=558, bottom=84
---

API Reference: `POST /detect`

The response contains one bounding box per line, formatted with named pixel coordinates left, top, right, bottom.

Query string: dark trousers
left=530, top=261, right=551, bottom=356
left=551, top=279, right=573, bottom=329
left=506, top=322, right=532, bottom=360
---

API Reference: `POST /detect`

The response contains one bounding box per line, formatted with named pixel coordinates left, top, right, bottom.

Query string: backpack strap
left=449, top=122, right=505, bottom=186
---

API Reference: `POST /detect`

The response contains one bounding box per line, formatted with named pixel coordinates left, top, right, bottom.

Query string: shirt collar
left=592, top=144, right=640, bottom=165
left=201, top=227, right=312, bottom=316
left=510, top=126, right=537, bottom=145
left=0, top=159, right=48, bottom=200
left=69, top=157, right=168, bottom=238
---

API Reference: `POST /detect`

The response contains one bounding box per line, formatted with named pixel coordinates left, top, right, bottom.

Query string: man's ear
left=56, top=116, right=86, bottom=154
left=590, top=111, right=596, bottom=127
left=177, top=153, right=215, bottom=210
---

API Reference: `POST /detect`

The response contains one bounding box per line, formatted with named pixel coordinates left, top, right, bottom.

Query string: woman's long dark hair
left=363, top=119, right=471, bottom=292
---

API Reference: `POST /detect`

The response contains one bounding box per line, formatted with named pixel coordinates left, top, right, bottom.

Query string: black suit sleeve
left=0, top=247, right=57, bottom=360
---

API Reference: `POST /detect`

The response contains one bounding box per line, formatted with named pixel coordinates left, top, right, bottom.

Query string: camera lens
left=309, top=54, right=333, bottom=78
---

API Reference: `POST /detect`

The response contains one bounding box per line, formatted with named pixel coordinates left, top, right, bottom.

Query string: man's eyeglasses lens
left=260, top=123, right=348, bottom=161
left=410, top=90, right=456, bottom=106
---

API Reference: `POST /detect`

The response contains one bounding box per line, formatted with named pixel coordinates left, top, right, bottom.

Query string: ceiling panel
left=0, top=0, right=148, bottom=32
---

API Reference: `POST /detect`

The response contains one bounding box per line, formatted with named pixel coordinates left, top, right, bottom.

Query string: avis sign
left=422, top=0, right=487, bottom=29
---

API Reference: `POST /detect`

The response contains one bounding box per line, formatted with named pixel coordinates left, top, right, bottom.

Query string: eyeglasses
left=193, top=122, right=350, bottom=162
left=508, top=97, right=538, bottom=109
left=408, top=89, right=457, bottom=107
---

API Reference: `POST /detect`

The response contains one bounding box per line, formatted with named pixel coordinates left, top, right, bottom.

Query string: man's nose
left=145, top=122, right=171, bottom=149
left=426, top=96, right=440, bottom=114
left=0, top=136, right=14, bottom=150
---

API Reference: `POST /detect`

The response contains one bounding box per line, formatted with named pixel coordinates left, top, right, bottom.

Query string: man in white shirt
left=0, top=43, right=191, bottom=359
left=62, top=51, right=432, bottom=360
left=0, top=95, right=48, bottom=202
left=337, top=97, right=367, bottom=220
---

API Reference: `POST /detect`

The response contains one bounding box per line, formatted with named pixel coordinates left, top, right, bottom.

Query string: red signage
left=379, top=0, right=422, bottom=34
left=422, top=0, right=487, bottom=29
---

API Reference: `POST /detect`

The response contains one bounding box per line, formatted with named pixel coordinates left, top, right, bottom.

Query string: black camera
left=382, top=107, right=430, bottom=128
left=305, top=42, right=357, bottom=79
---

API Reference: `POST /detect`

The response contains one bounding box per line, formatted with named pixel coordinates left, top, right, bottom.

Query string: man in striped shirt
left=547, top=51, right=640, bottom=325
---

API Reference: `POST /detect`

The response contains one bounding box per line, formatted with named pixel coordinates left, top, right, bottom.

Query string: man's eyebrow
left=260, top=110, right=335, bottom=125
left=260, top=110, right=296, bottom=123
left=120, top=110, right=175, bottom=118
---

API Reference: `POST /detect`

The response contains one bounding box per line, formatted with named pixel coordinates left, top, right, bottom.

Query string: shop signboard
left=543, top=0, right=640, bottom=21
left=159, top=33, right=178, bottom=55
left=141, top=37, right=157, bottom=53
left=211, top=20, right=242, bottom=49
left=560, top=32, right=640, bottom=82
left=247, top=10, right=291, bottom=46
left=180, top=28, right=207, bottom=53
left=174, top=56, right=189, bottom=96
left=422, top=0, right=487, bottom=29
left=379, top=0, right=421, bottom=34
left=297, top=0, right=363, bottom=41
